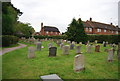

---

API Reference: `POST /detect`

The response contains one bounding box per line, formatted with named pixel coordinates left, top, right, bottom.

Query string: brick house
left=83, top=18, right=120, bottom=35
left=36, top=23, right=61, bottom=36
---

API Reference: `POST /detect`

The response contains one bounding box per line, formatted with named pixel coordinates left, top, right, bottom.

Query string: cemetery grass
left=2, top=41, right=119, bottom=79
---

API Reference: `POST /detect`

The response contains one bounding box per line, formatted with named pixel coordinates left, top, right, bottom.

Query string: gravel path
left=0, top=43, right=27, bottom=55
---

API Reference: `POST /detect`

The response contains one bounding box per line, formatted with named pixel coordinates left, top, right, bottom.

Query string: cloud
left=11, top=0, right=119, bottom=33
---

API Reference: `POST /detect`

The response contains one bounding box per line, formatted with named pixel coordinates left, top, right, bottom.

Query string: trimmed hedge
left=88, top=35, right=120, bottom=44
left=34, top=35, right=66, bottom=39
left=2, top=35, right=19, bottom=47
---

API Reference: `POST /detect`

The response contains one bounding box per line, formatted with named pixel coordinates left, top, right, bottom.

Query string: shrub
left=2, top=35, right=19, bottom=47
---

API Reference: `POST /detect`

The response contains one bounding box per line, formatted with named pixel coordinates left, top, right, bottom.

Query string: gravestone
left=62, top=45, right=70, bottom=55
left=60, top=43, right=64, bottom=49
left=28, top=47, right=35, bottom=58
left=95, top=45, right=100, bottom=52
left=74, top=54, right=85, bottom=72
left=95, top=40, right=98, bottom=44
left=70, top=44, right=74, bottom=50
left=48, top=43, right=53, bottom=49
left=118, top=43, right=120, bottom=60
left=108, top=48, right=114, bottom=62
left=112, top=44, right=117, bottom=55
left=76, top=45, right=82, bottom=54
left=67, top=41, right=71, bottom=44
left=36, top=42, right=42, bottom=51
left=86, top=44, right=92, bottom=53
left=40, top=74, right=63, bottom=81
left=109, top=44, right=113, bottom=47
left=49, top=47, right=57, bottom=57
left=103, top=42, right=107, bottom=47
left=72, top=41, right=75, bottom=45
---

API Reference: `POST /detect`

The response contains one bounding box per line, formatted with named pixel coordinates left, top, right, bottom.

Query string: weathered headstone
left=49, top=47, right=57, bottom=57
left=74, top=54, right=85, bottom=72
left=62, top=45, right=70, bottom=55
left=86, top=44, right=92, bottom=53
left=36, top=42, right=42, bottom=51
left=60, top=43, right=64, bottom=49
left=67, top=41, right=71, bottom=44
left=118, top=43, right=120, bottom=60
left=48, top=43, right=53, bottom=49
left=95, top=40, right=98, bottom=44
left=112, top=44, right=117, bottom=55
left=76, top=45, right=82, bottom=54
left=95, top=45, right=100, bottom=52
left=108, top=48, right=114, bottom=62
left=103, top=42, right=107, bottom=47
left=70, top=44, right=75, bottom=50
left=28, top=47, right=35, bottom=58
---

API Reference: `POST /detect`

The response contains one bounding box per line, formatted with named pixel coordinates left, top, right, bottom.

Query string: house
left=83, top=18, right=120, bottom=35
left=36, top=23, right=61, bottom=36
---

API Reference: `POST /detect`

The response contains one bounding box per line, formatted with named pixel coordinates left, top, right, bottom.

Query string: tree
left=2, top=2, right=22, bottom=35
left=65, top=18, right=88, bottom=43
left=14, top=22, right=35, bottom=37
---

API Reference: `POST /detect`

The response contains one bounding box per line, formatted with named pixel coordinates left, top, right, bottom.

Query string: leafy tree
left=15, top=22, right=35, bottom=37
left=65, top=18, right=88, bottom=43
left=2, top=2, right=22, bottom=35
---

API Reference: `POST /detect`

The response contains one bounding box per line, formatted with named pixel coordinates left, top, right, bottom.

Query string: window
left=104, top=29, right=106, bottom=32
left=56, top=32, right=58, bottom=34
left=51, top=31, right=53, bottom=34
left=112, top=31, right=114, bottom=33
left=116, top=31, right=118, bottom=34
left=46, top=31, right=49, bottom=34
left=97, top=28, right=101, bottom=32
left=89, top=28, right=92, bottom=32
left=86, top=28, right=88, bottom=31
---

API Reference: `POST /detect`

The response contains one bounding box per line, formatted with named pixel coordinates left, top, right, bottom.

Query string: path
left=0, top=43, right=27, bottom=55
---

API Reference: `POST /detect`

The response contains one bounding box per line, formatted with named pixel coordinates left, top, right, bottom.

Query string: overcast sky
left=11, top=0, right=119, bottom=33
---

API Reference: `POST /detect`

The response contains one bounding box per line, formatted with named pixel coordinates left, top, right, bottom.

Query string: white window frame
left=97, top=28, right=101, bottom=32
left=104, top=29, right=106, bottom=32
left=86, top=28, right=88, bottom=31
left=46, top=31, right=49, bottom=34
left=89, top=28, right=92, bottom=32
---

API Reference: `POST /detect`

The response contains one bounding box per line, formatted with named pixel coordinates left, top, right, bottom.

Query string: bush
left=34, top=35, right=66, bottom=40
left=88, top=35, right=120, bottom=44
left=2, top=35, right=19, bottom=47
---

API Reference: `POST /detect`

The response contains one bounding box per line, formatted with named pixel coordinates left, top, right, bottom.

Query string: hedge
left=2, top=35, right=19, bottom=47
left=88, top=35, right=120, bottom=44
left=33, top=35, right=120, bottom=44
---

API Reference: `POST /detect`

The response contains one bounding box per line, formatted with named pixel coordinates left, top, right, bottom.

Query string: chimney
left=41, top=22, right=43, bottom=28
left=110, top=23, right=113, bottom=25
left=90, top=17, right=92, bottom=21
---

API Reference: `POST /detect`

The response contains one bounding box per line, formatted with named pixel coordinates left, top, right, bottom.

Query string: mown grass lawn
left=2, top=41, right=119, bottom=80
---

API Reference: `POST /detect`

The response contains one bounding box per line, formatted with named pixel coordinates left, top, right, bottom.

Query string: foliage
left=14, top=22, right=35, bottom=37
left=34, top=35, right=66, bottom=39
left=65, top=18, right=88, bottom=43
left=2, top=35, right=19, bottom=47
left=2, top=2, right=22, bottom=35
left=88, top=35, right=120, bottom=44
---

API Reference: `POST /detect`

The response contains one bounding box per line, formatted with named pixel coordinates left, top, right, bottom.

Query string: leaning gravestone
left=49, top=47, right=57, bottom=57
left=118, top=43, right=120, bottom=60
left=86, top=44, right=92, bottom=53
left=76, top=45, right=82, bottom=54
left=28, top=47, right=35, bottom=58
left=36, top=42, right=42, bottom=51
left=74, top=54, right=85, bottom=72
left=103, top=42, right=107, bottom=47
left=108, top=48, right=114, bottom=62
left=95, top=45, right=100, bottom=52
left=62, top=45, right=70, bottom=55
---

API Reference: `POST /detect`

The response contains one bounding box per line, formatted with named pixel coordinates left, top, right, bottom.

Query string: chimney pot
left=90, top=17, right=92, bottom=21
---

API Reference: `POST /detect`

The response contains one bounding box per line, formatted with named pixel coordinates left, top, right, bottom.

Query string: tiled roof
left=83, top=21, right=119, bottom=31
left=44, top=26, right=60, bottom=32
